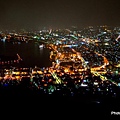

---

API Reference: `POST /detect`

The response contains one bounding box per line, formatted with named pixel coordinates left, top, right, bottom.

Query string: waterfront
left=0, top=41, right=52, bottom=68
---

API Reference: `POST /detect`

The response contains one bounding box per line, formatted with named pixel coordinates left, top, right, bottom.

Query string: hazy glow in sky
left=0, top=0, right=120, bottom=30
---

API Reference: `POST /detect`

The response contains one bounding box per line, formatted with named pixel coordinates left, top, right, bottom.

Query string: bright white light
left=39, top=44, right=43, bottom=48
left=94, top=82, right=98, bottom=85
left=81, top=83, right=88, bottom=87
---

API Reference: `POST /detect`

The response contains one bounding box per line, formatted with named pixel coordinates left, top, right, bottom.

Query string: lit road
left=51, top=72, right=62, bottom=84
left=71, top=48, right=118, bottom=85
left=49, top=43, right=118, bottom=86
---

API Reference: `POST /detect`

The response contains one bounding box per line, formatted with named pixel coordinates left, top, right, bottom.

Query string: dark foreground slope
left=0, top=84, right=120, bottom=118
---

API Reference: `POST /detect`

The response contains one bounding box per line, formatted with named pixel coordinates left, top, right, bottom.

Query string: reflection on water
left=0, top=41, right=52, bottom=68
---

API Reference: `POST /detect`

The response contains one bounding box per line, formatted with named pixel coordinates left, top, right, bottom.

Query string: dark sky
left=0, top=0, right=120, bottom=30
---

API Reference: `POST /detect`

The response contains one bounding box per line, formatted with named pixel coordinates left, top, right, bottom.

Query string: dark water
left=0, top=41, right=52, bottom=68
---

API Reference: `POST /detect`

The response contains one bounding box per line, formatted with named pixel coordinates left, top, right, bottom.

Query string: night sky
left=0, top=0, right=120, bottom=30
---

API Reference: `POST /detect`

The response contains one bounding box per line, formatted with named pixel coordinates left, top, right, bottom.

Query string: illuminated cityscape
left=0, top=26, right=120, bottom=111
left=0, top=0, right=120, bottom=117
